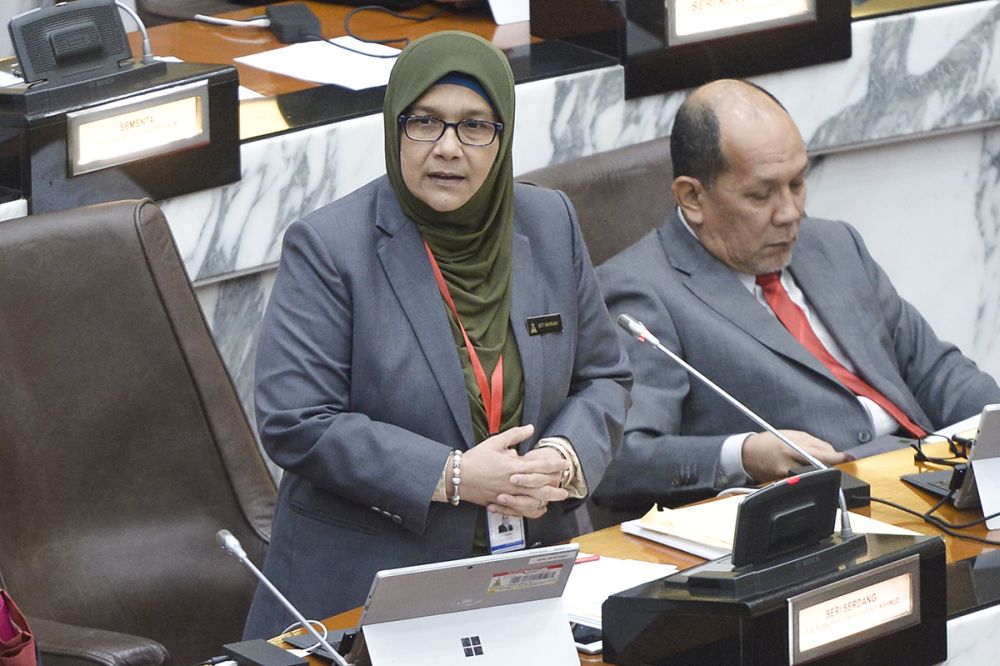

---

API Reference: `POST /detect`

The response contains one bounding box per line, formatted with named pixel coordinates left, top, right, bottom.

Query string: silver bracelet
left=449, top=450, right=463, bottom=506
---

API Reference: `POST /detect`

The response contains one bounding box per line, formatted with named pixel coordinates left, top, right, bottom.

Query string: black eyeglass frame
left=910, top=433, right=974, bottom=467
left=398, top=114, right=504, bottom=147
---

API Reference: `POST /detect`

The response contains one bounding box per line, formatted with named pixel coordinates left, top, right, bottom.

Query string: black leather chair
left=516, top=137, right=674, bottom=267
left=0, top=200, right=276, bottom=665
left=517, top=137, right=675, bottom=529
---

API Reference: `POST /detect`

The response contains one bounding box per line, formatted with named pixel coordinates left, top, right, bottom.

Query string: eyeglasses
left=910, top=434, right=973, bottom=467
left=399, top=114, right=503, bottom=147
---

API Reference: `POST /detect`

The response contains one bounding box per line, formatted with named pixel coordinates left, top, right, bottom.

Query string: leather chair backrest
left=0, top=200, right=276, bottom=665
left=516, top=137, right=674, bottom=266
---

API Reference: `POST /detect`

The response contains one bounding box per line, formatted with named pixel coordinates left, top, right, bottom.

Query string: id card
left=487, top=512, right=525, bottom=553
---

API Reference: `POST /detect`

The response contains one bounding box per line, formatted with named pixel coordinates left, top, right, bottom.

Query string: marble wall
left=188, top=0, right=1000, bottom=423
left=807, top=127, right=1000, bottom=387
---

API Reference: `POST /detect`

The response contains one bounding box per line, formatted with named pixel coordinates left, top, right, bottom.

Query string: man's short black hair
left=669, top=80, right=787, bottom=189
left=670, top=101, right=724, bottom=189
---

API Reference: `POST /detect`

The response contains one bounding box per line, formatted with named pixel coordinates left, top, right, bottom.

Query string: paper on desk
left=936, top=413, right=981, bottom=439
left=562, top=556, right=676, bottom=627
left=624, top=494, right=919, bottom=559
left=236, top=38, right=400, bottom=90
left=621, top=519, right=730, bottom=559
left=633, top=495, right=743, bottom=556
left=488, top=0, right=529, bottom=24
left=0, top=70, right=23, bottom=87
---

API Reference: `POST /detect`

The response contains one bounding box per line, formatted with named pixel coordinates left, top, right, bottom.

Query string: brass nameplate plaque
left=668, top=0, right=816, bottom=46
left=788, top=554, right=921, bottom=664
left=67, top=79, right=210, bottom=176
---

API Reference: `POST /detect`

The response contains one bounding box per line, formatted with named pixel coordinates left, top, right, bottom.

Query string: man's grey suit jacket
left=595, top=210, right=1000, bottom=510
left=243, top=177, right=632, bottom=638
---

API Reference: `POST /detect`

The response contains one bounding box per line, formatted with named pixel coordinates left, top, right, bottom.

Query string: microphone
left=215, top=530, right=351, bottom=666
left=114, top=1, right=155, bottom=65
left=616, top=313, right=855, bottom=539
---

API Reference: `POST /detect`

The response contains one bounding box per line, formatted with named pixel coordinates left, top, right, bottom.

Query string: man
left=594, top=79, right=1000, bottom=510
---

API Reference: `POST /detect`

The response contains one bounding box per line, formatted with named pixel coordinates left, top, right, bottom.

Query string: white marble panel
left=513, top=68, right=623, bottom=174
left=801, top=2, right=1000, bottom=152
left=0, top=198, right=27, bottom=222
left=616, top=1, right=1000, bottom=151
left=805, top=126, right=1000, bottom=379
left=945, top=601, right=1000, bottom=664
left=162, top=112, right=386, bottom=283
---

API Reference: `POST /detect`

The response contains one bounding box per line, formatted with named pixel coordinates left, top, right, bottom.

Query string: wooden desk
left=840, top=440, right=997, bottom=562
left=130, top=2, right=528, bottom=97
left=277, top=440, right=997, bottom=664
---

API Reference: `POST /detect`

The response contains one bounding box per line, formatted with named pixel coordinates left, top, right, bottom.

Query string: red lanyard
left=424, top=241, right=504, bottom=434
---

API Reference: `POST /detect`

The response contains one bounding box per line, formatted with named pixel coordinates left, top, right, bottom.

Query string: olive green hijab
left=383, top=31, right=521, bottom=441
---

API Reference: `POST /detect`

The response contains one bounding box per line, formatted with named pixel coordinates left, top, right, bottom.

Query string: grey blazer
left=243, top=177, right=632, bottom=638
left=595, top=210, right=1000, bottom=510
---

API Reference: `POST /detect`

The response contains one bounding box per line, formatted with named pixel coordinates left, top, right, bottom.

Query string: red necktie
left=756, top=272, right=926, bottom=438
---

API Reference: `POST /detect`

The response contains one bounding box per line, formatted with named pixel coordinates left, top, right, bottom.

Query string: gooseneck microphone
left=616, top=313, right=854, bottom=539
left=114, top=1, right=155, bottom=65
left=215, top=530, right=351, bottom=666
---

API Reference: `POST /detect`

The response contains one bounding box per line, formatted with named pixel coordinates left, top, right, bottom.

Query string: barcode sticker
left=487, top=564, right=564, bottom=593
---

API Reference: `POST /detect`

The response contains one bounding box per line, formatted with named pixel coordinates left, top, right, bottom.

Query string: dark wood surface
left=840, top=439, right=995, bottom=562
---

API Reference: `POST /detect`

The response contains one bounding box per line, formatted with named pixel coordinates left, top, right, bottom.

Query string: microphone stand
left=617, top=314, right=854, bottom=539
left=216, top=530, right=352, bottom=666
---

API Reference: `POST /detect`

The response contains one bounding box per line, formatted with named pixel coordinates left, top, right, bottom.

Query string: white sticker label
left=487, top=564, right=564, bottom=593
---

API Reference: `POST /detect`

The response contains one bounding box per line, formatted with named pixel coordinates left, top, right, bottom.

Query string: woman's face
left=400, top=84, right=501, bottom=212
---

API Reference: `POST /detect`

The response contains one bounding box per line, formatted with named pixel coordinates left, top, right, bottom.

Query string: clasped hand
left=460, top=425, right=570, bottom=519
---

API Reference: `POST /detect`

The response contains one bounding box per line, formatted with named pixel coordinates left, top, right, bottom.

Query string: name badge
left=525, top=313, right=563, bottom=336
left=487, top=512, right=525, bottom=553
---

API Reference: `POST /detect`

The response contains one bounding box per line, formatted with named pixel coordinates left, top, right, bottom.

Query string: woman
left=243, top=30, right=631, bottom=638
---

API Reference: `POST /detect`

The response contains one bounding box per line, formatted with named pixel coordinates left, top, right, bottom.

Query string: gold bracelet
left=538, top=441, right=573, bottom=489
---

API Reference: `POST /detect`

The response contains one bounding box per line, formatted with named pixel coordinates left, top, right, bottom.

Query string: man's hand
left=460, top=425, right=569, bottom=518
left=509, top=447, right=566, bottom=492
left=494, top=446, right=570, bottom=517
left=741, top=430, right=848, bottom=483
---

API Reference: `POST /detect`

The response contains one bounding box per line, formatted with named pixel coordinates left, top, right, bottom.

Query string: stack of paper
left=0, top=70, right=23, bottom=87
left=622, top=495, right=920, bottom=559
left=621, top=496, right=740, bottom=559
left=562, top=555, right=676, bottom=627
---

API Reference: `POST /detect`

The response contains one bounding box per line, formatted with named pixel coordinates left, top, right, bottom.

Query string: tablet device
left=355, top=544, right=581, bottom=666
left=358, top=543, right=579, bottom=625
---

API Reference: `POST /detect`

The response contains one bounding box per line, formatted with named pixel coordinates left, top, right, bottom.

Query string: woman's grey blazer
left=243, top=176, right=632, bottom=638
